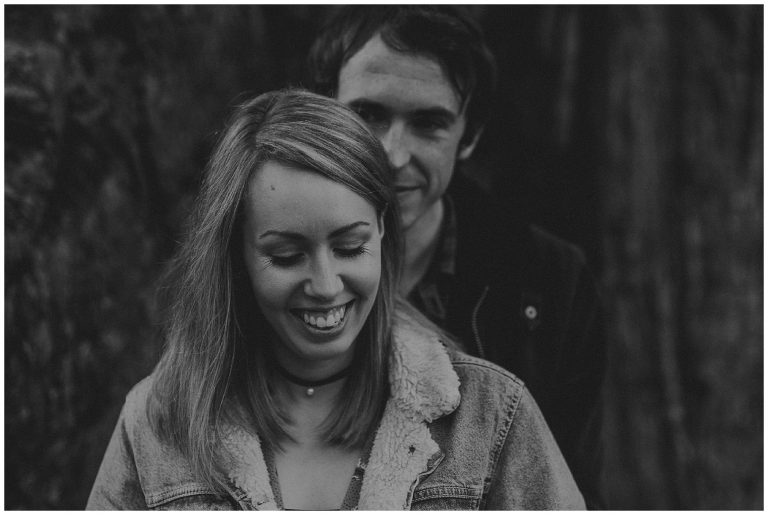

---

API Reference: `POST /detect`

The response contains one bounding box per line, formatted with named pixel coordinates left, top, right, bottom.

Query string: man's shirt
left=408, top=194, right=457, bottom=325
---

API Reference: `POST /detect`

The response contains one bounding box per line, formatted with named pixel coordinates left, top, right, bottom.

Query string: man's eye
left=412, top=117, right=448, bottom=132
left=269, top=254, right=303, bottom=267
left=355, top=107, right=387, bottom=127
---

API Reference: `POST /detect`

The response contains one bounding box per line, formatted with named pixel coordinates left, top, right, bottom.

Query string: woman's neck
left=275, top=374, right=346, bottom=404
left=272, top=370, right=347, bottom=443
left=267, top=340, right=354, bottom=439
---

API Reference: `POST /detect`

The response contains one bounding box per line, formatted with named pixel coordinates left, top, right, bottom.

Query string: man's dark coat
left=435, top=171, right=606, bottom=508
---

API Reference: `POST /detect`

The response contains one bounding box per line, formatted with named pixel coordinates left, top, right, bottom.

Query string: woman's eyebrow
left=258, top=221, right=370, bottom=241
left=258, top=229, right=305, bottom=241
left=328, top=221, right=370, bottom=239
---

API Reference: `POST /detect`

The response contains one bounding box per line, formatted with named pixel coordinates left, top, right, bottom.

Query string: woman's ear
left=457, top=126, right=484, bottom=161
left=377, top=211, right=386, bottom=238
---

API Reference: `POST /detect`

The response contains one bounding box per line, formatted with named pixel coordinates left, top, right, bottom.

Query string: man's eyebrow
left=347, top=99, right=385, bottom=110
left=411, top=107, right=457, bottom=122
left=348, top=100, right=457, bottom=121
left=347, top=99, right=389, bottom=116
left=258, top=221, right=371, bottom=240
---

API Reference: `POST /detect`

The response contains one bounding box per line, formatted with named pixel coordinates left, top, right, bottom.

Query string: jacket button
left=524, top=305, right=538, bottom=320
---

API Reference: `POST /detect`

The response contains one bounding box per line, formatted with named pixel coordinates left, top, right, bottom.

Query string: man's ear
left=457, top=126, right=484, bottom=161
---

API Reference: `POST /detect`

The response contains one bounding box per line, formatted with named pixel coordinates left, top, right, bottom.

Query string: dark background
left=5, top=5, right=763, bottom=509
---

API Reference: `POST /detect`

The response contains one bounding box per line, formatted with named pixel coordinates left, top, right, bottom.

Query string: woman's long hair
left=147, top=89, right=401, bottom=492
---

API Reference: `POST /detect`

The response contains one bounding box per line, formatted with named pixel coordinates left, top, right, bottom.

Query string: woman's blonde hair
left=148, top=89, right=401, bottom=492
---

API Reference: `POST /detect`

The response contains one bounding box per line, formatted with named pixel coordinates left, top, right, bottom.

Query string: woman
left=87, top=90, right=584, bottom=510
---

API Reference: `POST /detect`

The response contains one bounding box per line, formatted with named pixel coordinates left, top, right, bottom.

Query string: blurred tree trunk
left=599, top=5, right=762, bottom=509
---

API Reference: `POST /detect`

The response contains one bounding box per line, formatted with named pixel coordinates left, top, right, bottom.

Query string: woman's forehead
left=244, top=161, right=378, bottom=236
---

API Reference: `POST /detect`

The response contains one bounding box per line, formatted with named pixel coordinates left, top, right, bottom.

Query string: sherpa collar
left=220, top=307, right=461, bottom=510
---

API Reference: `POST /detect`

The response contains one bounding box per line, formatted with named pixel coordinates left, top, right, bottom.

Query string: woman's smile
left=290, top=299, right=355, bottom=338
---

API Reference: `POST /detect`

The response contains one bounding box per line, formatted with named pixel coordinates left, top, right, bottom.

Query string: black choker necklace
left=275, top=364, right=352, bottom=397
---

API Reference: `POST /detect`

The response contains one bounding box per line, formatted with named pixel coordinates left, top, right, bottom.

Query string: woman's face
left=242, top=161, right=383, bottom=377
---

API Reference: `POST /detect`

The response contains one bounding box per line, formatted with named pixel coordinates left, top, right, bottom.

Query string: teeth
left=299, top=304, right=349, bottom=329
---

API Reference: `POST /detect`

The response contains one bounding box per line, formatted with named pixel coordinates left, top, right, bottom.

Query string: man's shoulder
left=528, top=224, right=587, bottom=269
left=449, top=172, right=589, bottom=277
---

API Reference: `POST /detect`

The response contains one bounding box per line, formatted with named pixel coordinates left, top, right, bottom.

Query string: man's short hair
left=307, top=5, right=498, bottom=143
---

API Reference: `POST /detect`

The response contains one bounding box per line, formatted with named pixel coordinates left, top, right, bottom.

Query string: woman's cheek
left=352, top=249, right=383, bottom=297
left=251, top=267, right=297, bottom=309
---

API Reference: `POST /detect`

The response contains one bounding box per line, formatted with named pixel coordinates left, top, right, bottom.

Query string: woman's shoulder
left=120, top=374, right=156, bottom=428
left=393, top=302, right=530, bottom=417
left=116, top=373, right=174, bottom=456
left=448, top=349, right=526, bottom=394
left=444, top=349, right=541, bottom=431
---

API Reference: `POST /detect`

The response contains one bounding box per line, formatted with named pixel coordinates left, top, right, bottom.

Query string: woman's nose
left=304, top=255, right=343, bottom=300
left=381, top=122, right=411, bottom=169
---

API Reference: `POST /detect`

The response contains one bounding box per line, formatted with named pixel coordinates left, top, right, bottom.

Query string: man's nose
left=380, top=122, right=410, bottom=169
left=304, top=254, right=343, bottom=300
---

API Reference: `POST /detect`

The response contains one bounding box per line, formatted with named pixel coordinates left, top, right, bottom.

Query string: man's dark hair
left=307, top=6, right=498, bottom=143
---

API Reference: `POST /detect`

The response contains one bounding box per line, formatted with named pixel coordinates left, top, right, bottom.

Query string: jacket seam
left=405, top=451, right=445, bottom=508
left=481, top=383, right=523, bottom=505
left=471, top=284, right=490, bottom=359
left=450, top=358, right=526, bottom=388
left=145, top=485, right=219, bottom=508
left=412, top=484, right=483, bottom=502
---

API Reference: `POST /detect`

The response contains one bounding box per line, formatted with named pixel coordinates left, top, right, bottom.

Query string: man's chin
left=399, top=211, right=421, bottom=232
left=399, top=197, right=445, bottom=235
left=397, top=194, right=424, bottom=230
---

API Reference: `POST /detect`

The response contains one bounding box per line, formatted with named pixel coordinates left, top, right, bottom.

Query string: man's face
left=337, top=34, right=476, bottom=232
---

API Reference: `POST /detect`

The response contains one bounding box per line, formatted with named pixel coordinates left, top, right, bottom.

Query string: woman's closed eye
left=268, top=253, right=304, bottom=267
left=267, top=245, right=369, bottom=268
left=335, top=244, right=369, bottom=259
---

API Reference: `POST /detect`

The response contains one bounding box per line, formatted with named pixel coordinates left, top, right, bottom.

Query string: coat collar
left=220, top=306, right=461, bottom=510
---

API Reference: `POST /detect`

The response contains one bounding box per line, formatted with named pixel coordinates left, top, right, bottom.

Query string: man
left=308, top=6, right=606, bottom=507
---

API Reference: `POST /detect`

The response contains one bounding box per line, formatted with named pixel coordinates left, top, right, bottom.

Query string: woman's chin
left=275, top=327, right=358, bottom=371
left=270, top=304, right=369, bottom=367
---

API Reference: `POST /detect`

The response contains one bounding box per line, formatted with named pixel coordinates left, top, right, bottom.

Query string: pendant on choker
left=276, top=364, right=352, bottom=397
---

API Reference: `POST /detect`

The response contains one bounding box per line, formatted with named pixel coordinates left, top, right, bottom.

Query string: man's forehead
left=338, top=34, right=462, bottom=115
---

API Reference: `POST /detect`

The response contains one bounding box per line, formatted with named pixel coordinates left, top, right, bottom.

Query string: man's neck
left=400, top=199, right=444, bottom=296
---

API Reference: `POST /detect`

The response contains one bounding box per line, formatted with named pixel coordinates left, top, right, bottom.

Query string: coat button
left=524, top=305, right=538, bottom=320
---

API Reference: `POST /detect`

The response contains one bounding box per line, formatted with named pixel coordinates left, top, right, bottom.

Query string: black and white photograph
left=4, top=4, right=763, bottom=510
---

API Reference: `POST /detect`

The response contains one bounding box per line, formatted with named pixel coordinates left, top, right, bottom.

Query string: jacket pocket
left=410, top=485, right=483, bottom=510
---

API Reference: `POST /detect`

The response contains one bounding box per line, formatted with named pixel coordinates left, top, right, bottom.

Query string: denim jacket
left=87, top=309, right=584, bottom=510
